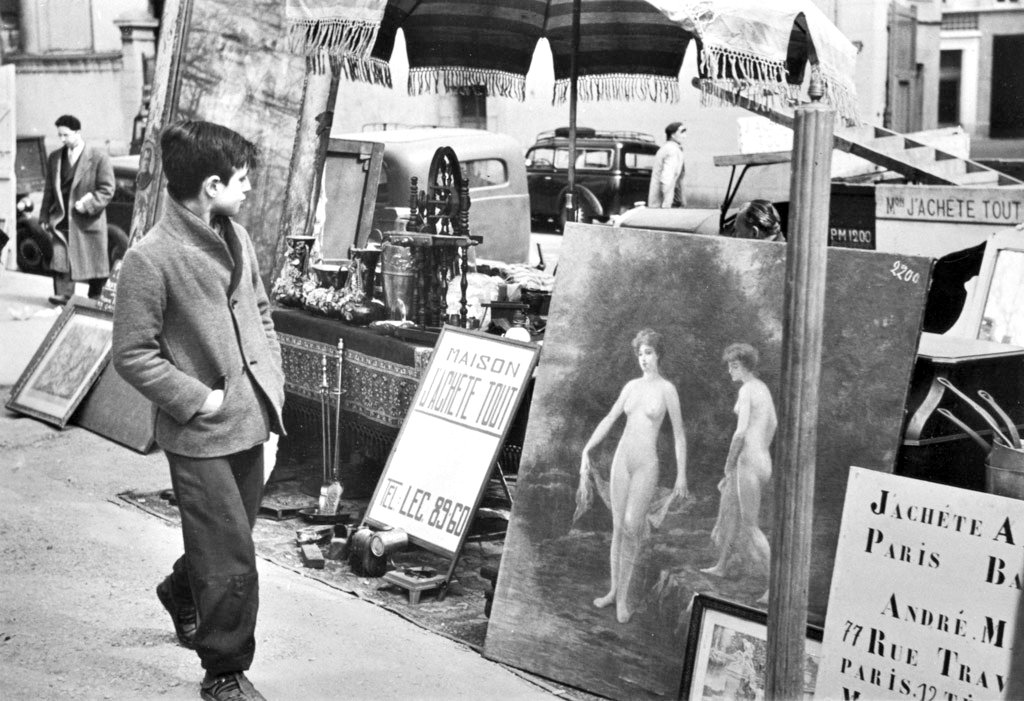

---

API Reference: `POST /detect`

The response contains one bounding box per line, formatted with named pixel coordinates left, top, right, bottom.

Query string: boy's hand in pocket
left=199, top=389, right=224, bottom=415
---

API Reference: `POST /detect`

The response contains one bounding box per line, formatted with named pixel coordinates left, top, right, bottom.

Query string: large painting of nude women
left=483, top=224, right=930, bottom=700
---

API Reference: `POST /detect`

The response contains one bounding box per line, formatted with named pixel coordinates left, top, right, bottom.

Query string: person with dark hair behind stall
left=729, top=199, right=785, bottom=241
left=112, top=120, right=285, bottom=701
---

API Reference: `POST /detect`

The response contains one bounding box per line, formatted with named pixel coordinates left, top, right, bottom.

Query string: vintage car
left=525, top=127, right=659, bottom=230
left=14, top=138, right=132, bottom=277
left=328, top=127, right=531, bottom=264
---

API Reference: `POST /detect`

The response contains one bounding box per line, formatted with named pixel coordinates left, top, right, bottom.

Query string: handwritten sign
left=876, top=185, right=1024, bottom=225
left=816, top=467, right=1023, bottom=700
left=364, top=327, right=539, bottom=557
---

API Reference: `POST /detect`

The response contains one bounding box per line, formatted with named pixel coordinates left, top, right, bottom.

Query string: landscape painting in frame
left=483, top=224, right=931, bottom=699
left=5, top=298, right=112, bottom=428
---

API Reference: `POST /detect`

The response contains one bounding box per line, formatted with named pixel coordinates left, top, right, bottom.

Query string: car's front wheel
left=557, top=187, right=599, bottom=231
left=16, top=218, right=52, bottom=273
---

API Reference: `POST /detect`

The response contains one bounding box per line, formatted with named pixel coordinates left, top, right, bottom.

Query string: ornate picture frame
left=5, top=297, right=113, bottom=428
left=682, top=593, right=823, bottom=700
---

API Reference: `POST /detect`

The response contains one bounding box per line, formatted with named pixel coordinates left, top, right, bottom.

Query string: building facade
left=1, top=0, right=158, bottom=154
left=932, top=0, right=1024, bottom=139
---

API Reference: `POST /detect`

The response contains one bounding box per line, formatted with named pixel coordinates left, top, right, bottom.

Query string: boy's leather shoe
left=47, top=295, right=70, bottom=306
left=200, top=671, right=267, bottom=701
left=156, top=580, right=197, bottom=649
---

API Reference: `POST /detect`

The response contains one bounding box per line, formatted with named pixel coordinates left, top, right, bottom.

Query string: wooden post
left=277, top=62, right=342, bottom=250
left=101, top=0, right=193, bottom=306
left=765, top=75, right=833, bottom=700
left=565, top=0, right=580, bottom=224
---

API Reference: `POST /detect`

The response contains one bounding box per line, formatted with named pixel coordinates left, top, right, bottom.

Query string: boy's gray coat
left=112, top=196, right=286, bottom=458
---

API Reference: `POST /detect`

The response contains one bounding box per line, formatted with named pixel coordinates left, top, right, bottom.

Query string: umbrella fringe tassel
left=698, top=46, right=862, bottom=125
left=552, top=75, right=680, bottom=104
left=813, top=64, right=862, bottom=125
left=288, top=19, right=380, bottom=58
left=338, top=56, right=393, bottom=87
left=408, top=67, right=527, bottom=101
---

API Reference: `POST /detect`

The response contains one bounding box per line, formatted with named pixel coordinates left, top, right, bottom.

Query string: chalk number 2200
left=891, top=260, right=921, bottom=284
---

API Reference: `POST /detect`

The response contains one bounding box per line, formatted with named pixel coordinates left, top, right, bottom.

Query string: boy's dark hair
left=55, top=114, right=82, bottom=131
left=160, top=120, right=258, bottom=201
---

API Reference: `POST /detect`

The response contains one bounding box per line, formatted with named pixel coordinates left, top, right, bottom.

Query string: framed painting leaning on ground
left=5, top=296, right=113, bottom=429
left=681, top=593, right=822, bottom=700
left=484, top=224, right=932, bottom=700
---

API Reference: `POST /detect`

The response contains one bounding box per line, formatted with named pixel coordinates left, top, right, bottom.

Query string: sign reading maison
left=876, top=185, right=1024, bottom=225
left=364, top=327, right=539, bottom=557
left=815, top=468, right=1023, bottom=700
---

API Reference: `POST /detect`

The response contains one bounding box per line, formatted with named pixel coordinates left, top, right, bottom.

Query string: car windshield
left=553, top=148, right=612, bottom=170
left=16, top=139, right=46, bottom=192
left=528, top=146, right=614, bottom=171
left=623, top=150, right=655, bottom=172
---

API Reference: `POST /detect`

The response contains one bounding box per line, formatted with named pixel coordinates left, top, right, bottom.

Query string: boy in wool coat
left=112, top=121, right=285, bottom=701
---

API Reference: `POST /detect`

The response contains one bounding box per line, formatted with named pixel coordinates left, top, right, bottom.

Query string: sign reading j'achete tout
left=365, top=327, right=540, bottom=557
left=816, top=468, right=1023, bottom=700
left=876, top=184, right=1024, bottom=225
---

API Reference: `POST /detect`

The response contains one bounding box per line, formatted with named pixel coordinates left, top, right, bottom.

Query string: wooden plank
left=698, top=78, right=1024, bottom=188
left=713, top=151, right=792, bottom=167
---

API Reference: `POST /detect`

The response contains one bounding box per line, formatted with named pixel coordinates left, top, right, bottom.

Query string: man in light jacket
left=39, top=114, right=114, bottom=304
left=647, top=121, right=687, bottom=209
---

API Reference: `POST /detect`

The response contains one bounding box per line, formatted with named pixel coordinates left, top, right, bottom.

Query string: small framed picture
left=681, top=594, right=823, bottom=700
left=5, top=297, right=113, bottom=428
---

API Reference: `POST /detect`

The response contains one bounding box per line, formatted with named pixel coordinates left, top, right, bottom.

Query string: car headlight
left=16, top=196, right=33, bottom=214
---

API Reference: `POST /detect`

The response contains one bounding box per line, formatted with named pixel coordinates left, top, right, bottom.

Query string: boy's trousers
left=165, top=444, right=264, bottom=674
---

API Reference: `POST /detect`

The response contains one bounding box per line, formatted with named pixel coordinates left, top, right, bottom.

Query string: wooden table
left=273, top=308, right=435, bottom=496
left=272, top=308, right=533, bottom=497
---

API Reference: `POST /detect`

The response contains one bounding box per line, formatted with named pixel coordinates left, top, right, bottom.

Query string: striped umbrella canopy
left=287, top=0, right=859, bottom=213
left=363, top=0, right=693, bottom=104
left=287, top=0, right=858, bottom=116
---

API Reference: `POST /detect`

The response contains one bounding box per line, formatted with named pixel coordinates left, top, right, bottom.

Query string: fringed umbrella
left=286, top=0, right=859, bottom=215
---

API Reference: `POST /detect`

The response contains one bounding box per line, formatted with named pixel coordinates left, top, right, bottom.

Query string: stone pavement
left=0, top=269, right=571, bottom=701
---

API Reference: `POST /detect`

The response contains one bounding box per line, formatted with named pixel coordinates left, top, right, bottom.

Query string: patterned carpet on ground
left=118, top=476, right=506, bottom=652
left=119, top=473, right=604, bottom=700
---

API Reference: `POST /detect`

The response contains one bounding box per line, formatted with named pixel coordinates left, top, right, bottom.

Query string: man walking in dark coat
left=39, top=114, right=114, bottom=304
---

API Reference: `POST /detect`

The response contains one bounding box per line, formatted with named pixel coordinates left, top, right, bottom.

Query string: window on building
left=0, top=0, right=19, bottom=55
left=458, top=88, right=487, bottom=131
left=35, top=1, right=95, bottom=53
left=938, top=49, right=961, bottom=126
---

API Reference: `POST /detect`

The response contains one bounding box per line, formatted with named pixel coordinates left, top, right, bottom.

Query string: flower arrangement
left=272, top=235, right=318, bottom=307
left=271, top=263, right=311, bottom=307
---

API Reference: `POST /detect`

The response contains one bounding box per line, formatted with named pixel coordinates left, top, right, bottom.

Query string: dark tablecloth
left=272, top=308, right=435, bottom=495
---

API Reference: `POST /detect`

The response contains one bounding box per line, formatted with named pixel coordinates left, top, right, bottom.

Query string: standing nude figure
left=579, top=329, right=688, bottom=623
left=702, top=343, right=777, bottom=601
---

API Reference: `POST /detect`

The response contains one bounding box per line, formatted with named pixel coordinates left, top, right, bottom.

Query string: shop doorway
left=990, top=34, right=1024, bottom=138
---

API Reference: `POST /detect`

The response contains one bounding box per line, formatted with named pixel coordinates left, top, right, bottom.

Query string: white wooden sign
left=365, top=326, right=539, bottom=557
left=816, top=467, right=1023, bottom=700
left=876, top=184, right=1024, bottom=225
